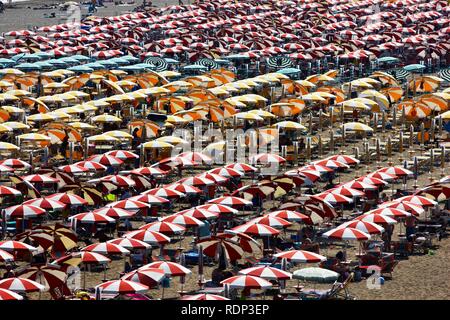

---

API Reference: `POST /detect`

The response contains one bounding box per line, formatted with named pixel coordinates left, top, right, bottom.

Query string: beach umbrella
left=312, top=192, right=353, bottom=204
left=46, top=193, right=88, bottom=206
left=366, top=172, right=398, bottom=182
left=239, top=266, right=292, bottom=280
left=143, top=187, right=185, bottom=199
left=266, top=210, right=312, bottom=223
left=326, top=155, right=360, bottom=166
left=196, top=204, right=238, bottom=215
left=13, top=230, right=54, bottom=251
left=74, top=161, right=107, bottom=172
left=96, top=175, right=136, bottom=188
left=121, top=268, right=166, bottom=288
left=322, top=227, right=371, bottom=241
left=87, top=155, right=123, bottom=167
left=130, top=167, right=168, bottom=177
left=250, top=216, right=292, bottom=229
left=231, top=223, right=280, bottom=237
left=23, top=198, right=66, bottom=211
left=249, top=153, right=286, bottom=165
left=124, top=229, right=171, bottom=245
left=105, top=150, right=139, bottom=161
left=164, top=184, right=202, bottom=195
left=109, top=199, right=149, bottom=210
left=95, top=280, right=148, bottom=295
left=224, top=163, right=257, bottom=174
left=176, top=208, right=219, bottom=220
left=378, top=201, right=424, bottom=216
left=107, top=238, right=151, bottom=250
left=129, top=194, right=170, bottom=205
left=0, top=159, right=30, bottom=169
left=18, top=265, right=67, bottom=290
left=274, top=250, right=326, bottom=263
left=177, top=151, right=212, bottom=164
left=197, top=172, right=228, bottom=184
left=180, top=294, right=229, bottom=300
left=355, top=214, right=397, bottom=225
left=221, top=275, right=272, bottom=290
left=92, top=207, right=135, bottom=220
left=0, top=240, right=37, bottom=253
left=4, top=204, right=46, bottom=219
left=365, top=208, right=411, bottom=218
left=160, top=214, right=205, bottom=228
left=396, top=195, right=437, bottom=207
left=0, top=277, right=45, bottom=293
left=328, top=186, right=365, bottom=198
left=82, top=242, right=130, bottom=255
left=0, top=289, right=23, bottom=300
left=177, top=176, right=215, bottom=187
left=292, top=267, right=339, bottom=283
left=313, top=159, right=349, bottom=169
left=139, top=221, right=185, bottom=235
left=342, top=181, right=378, bottom=191
left=376, top=166, right=413, bottom=177
left=21, top=174, right=59, bottom=184
left=0, top=186, right=21, bottom=197
left=144, top=261, right=191, bottom=277
left=356, top=176, right=389, bottom=187
left=207, top=196, right=252, bottom=207
left=58, top=165, right=89, bottom=174
left=338, top=220, right=385, bottom=235
left=69, top=212, right=115, bottom=224
left=76, top=251, right=111, bottom=264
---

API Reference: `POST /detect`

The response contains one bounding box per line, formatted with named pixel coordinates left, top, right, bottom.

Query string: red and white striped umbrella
left=176, top=208, right=219, bottom=220
left=124, top=229, right=171, bottom=245
left=338, top=220, right=385, bottom=235
left=144, top=261, right=191, bottom=277
left=396, top=195, right=437, bottom=207
left=0, top=249, right=14, bottom=262
left=139, top=221, right=185, bottom=235
left=105, top=150, right=139, bottom=161
left=209, top=167, right=244, bottom=177
left=196, top=204, right=238, bottom=214
left=165, top=183, right=202, bottom=195
left=177, top=176, right=215, bottom=187
left=250, top=215, right=292, bottom=229
left=96, top=279, right=148, bottom=294
left=0, top=278, right=45, bottom=293
left=0, top=240, right=37, bottom=252
left=143, top=187, right=185, bottom=199
left=355, top=214, right=397, bottom=225
left=378, top=201, right=424, bottom=216
left=312, top=192, right=353, bottom=204
left=231, top=223, right=280, bottom=237
left=239, top=266, right=292, bottom=280
left=224, top=163, right=257, bottom=173
left=131, top=167, right=168, bottom=176
left=58, top=164, right=89, bottom=174
left=46, top=193, right=88, bottom=206
left=110, top=199, right=150, bottom=210
left=177, top=151, right=212, bottom=164
left=107, top=238, right=151, bottom=250
left=121, top=268, right=166, bottom=287
left=97, top=175, right=136, bottom=188
left=266, top=210, right=312, bottom=223
left=221, top=275, right=272, bottom=289
left=0, top=165, right=13, bottom=173
left=92, top=207, right=135, bottom=219
left=0, top=288, right=23, bottom=300
left=273, top=250, right=326, bottom=263
left=69, top=212, right=115, bottom=224
left=342, top=180, right=378, bottom=191
left=21, top=174, right=59, bottom=184
left=4, top=204, right=46, bottom=219
left=207, top=196, right=252, bottom=207
left=302, top=164, right=334, bottom=174
left=180, top=293, right=229, bottom=300
left=356, top=176, right=389, bottom=186
left=313, top=159, right=349, bottom=169
left=23, top=198, right=66, bottom=211
left=366, top=171, right=398, bottom=181
left=197, top=172, right=228, bottom=184
left=376, top=166, right=413, bottom=177
left=322, top=227, right=371, bottom=241
left=0, top=186, right=21, bottom=197
left=328, top=186, right=365, bottom=197
left=366, top=207, right=412, bottom=218
left=160, top=214, right=205, bottom=227
left=87, top=154, right=124, bottom=166
left=82, top=242, right=130, bottom=255
left=129, top=194, right=170, bottom=205
left=249, top=153, right=286, bottom=165
left=76, top=251, right=111, bottom=264
left=326, top=155, right=360, bottom=165
left=74, top=161, right=107, bottom=171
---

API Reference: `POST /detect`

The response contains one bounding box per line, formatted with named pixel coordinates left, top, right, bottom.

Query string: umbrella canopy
left=221, top=275, right=272, bottom=289
left=293, top=267, right=339, bottom=283
left=121, top=268, right=166, bottom=288
left=180, top=294, right=229, bottom=300
left=239, top=266, right=292, bottom=280
left=338, top=220, right=385, bottom=235
left=273, top=250, right=326, bottom=263
left=0, top=288, right=23, bottom=300
left=144, top=261, right=191, bottom=277
left=139, top=221, right=185, bottom=235
left=124, top=229, right=171, bottom=245
left=82, top=242, right=130, bottom=255
left=107, top=238, right=151, bottom=250
left=96, top=280, right=148, bottom=294
left=0, top=278, right=45, bottom=293
left=230, top=223, right=280, bottom=237
left=322, top=227, right=371, bottom=241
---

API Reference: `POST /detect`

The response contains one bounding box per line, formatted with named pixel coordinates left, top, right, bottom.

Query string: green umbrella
left=34, top=61, right=56, bottom=69
left=59, top=58, right=80, bottom=65
left=403, top=64, right=426, bottom=72
left=70, top=55, right=91, bottom=62
left=109, top=57, right=130, bottom=65
left=277, top=67, right=301, bottom=75
left=46, top=59, right=70, bottom=67
left=83, top=62, right=106, bottom=70
left=12, top=53, right=43, bottom=62
left=377, top=57, right=399, bottom=63
left=67, top=65, right=94, bottom=72
left=120, top=55, right=140, bottom=63
left=97, top=60, right=118, bottom=68
left=292, top=267, right=339, bottom=283
left=15, top=63, right=42, bottom=71
left=35, top=52, right=54, bottom=59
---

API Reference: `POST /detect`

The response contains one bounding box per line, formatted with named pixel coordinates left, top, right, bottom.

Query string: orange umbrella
left=269, top=103, right=304, bottom=117
left=409, top=76, right=442, bottom=93
left=381, top=86, right=404, bottom=102
left=316, top=86, right=345, bottom=103
left=397, top=100, right=432, bottom=120
left=418, top=94, right=448, bottom=112
left=128, top=120, right=160, bottom=139
left=187, top=89, right=218, bottom=105
left=281, top=79, right=308, bottom=95
left=21, top=97, right=50, bottom=113
left=156, top=97, right=189, bottom=113
left=0, top=109, right=10, bottom=122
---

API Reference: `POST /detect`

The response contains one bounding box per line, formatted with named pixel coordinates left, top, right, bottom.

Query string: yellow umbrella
left=83, top=100, right=109, bottom=108
left=0, top=142, right=20, bottom=151
left=208, top=87, right=229, bottom=96
left=126, top=91, right=147, bottom=100
left=370, top=71, right=398, bottom=86
left=47, top=111, right=71, bottom=120
left=27, top=113, right=56, bottom=122
left=269, top=102, right=304, bottom=117
left=166, top=115, right=188, bottom=124
left=104, top=130, right=133, bottom=140
left=139, top=87, right=171, bottom=95
left=142, top=141, right=174, bottom=149
left=0, top=80, right=14, bottom=88
left=381, top=87, right=404, bottom=102
left=158, top=71, right=181, bottom=78
left=339, top=100, right=371, bottom=110
left=0, top=69, right=25, bottom=76
left=305, top=74, right=334, bottom=84
left=433, top=92, right=450, bottom=100
left=38, top=95, right=66, bottom=104
left=115, top=80, right=138, bottom=88
left=18, top=133, right=51, bottom=142
left=91, top=115, right=122, bottom=123
left=296, top=80, right=316, bottom=88
left=359, top=90, right=389, bottom=111
left=88, top=134, right=120, bottom=142
left=156, top=136, right=189, bottom=145
left=55, top=93, right=79, bottom=102
left=3, top=121, right=30, bottom=130
left=66, top=91, right=90, bottom=99
left=248, top=109, right=276, bottom=119
left=69, top=122, right=96, bottom=130
left=2, top=106, right=24, bottom=114
left=43, top=82, right=70, bottom=90
left=57, top=106, right=84, bottom=115
left=438, top=110, right=450, bottom=120
left=343, top=122, right=374, bottom=132
left=301, top=93, right=326, bottom=101
left=274, top=121, right=307, bottom=131
left=234, top=112, right=264, bottom=121
left=109, top=70, right=128, bottom=76
left=162, top=81, right=194, bottom=92
left=0, top=124, right=13, bottom=133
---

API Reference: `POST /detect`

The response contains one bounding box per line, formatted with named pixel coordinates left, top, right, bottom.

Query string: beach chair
left=379, top=259, right=399, bottom=279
